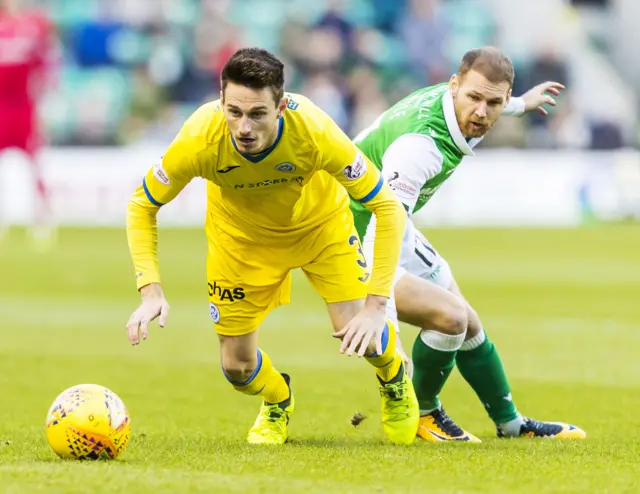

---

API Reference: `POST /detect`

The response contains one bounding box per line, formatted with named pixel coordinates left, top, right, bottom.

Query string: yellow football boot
left=247, top=374, right=294, bottom=445
left=378, top=363, right=420, bottom=445
left=417, top=409, right=482, bottom=443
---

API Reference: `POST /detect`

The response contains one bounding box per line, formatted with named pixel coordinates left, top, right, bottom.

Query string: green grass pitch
left=1, top=225, right=639, bottom=493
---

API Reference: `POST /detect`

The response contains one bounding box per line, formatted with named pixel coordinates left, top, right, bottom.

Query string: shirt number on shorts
left=349, top=234, right=370, bottom=282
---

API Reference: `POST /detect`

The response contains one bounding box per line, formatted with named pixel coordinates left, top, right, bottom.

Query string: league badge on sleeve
left=153, top=162, right=171, bottom=185
left=286, top=96, right=299, bottom=110
left=343, top=152, right=367, bottom=181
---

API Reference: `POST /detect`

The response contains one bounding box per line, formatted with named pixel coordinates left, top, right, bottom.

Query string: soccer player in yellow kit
left=125, top=48, right=419, bottom=445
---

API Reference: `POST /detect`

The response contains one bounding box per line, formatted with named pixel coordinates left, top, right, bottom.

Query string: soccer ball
left=45, top=384, right=131, bottom=460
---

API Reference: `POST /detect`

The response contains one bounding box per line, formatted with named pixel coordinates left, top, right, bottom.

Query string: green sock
left=412, top=330, right=465, bottom=414
left=455, top=330, right=519, bottom=424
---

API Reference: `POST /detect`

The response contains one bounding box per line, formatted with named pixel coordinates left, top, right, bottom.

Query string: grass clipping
left=350, top=412, right=367, bottom=427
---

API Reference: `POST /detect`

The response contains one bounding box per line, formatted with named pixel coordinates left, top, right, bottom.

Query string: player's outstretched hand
left=521, top=81, right=565, bottom=116
left=333, top=296, right=387, bottom=357
left=126, top=282, right=170, bottom=345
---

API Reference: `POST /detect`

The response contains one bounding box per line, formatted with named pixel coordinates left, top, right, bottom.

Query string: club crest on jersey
left=274, top=162, right=296, bottom=173
left=153, top=162, right=171, bottom=185
left=209, top=302, right=220, bottom=323
left=343, top=152, right=367, bottom=181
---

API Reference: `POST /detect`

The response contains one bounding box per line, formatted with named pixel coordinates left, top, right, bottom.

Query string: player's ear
left=506, top=88, right=512, bottom=106
left=220, top=89, right=224, bottom=104
left=449, top=74, right=459, bottom=96
left=277, top=97, right=287, bottom=118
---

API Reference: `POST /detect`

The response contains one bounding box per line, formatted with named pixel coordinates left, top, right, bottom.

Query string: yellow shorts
left=206, top=208, right=370, bottom=336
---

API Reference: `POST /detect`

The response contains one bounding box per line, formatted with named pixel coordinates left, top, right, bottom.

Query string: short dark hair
left=221, top=48, right=285, bottom=105
left=458, top=46, right=514, bottom=89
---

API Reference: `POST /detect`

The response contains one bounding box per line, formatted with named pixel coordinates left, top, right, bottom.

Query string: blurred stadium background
left=2, top=0, right=640, bottom=227
left=13, top=0, right=640, bottom=147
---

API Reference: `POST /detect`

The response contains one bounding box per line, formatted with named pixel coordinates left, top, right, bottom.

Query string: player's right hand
left=521, top=81, right=565, bottom=116
left=333, top=296, right=387, bottom=357
left=126, top=282, right=170, bottom=345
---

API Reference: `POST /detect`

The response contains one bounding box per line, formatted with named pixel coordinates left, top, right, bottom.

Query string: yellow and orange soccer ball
left=45, top=384, right=131, bottom=460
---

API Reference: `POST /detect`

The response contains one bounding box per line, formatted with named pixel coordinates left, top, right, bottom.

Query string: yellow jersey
left=127, top=93, right=405, bottom=297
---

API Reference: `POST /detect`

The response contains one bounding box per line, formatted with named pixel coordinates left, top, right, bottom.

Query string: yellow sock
left=228, top=349, right=290, bottom=404
left=365, top=320, right=403, bottom=382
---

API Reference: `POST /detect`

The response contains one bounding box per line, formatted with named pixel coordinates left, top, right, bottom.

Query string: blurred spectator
left=316, top=0, right=355, bottom=55
left=369, top=0, right=407, bottom=34
left=302, top=73, right=349, bottom=130
left=550, top=97, right=590, bottom=149
left=348, top=66, right=388, bottom=136
left=120, top=64, right=167, bottom=143
left=71, top=12, right=125, bottom=67
left=16, top=0, right=601, bottom=148
left=589, top=120, right=624, bottom=150
left=524, top=45, right=571, bottom=148
left=298, top=27, right=345, bottom=74
left=397, top=0, right=449, bottom=85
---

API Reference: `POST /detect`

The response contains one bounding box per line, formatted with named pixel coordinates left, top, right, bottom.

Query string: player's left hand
left=521, top=81, right=565, bottom=116
left=333, top=298, right=387, bottom=357
left=126, top=282, right=170, bottom=345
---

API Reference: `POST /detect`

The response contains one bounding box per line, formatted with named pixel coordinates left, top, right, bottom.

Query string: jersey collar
left=231, top=117, right=284, bottom=163
left=441, top=89, right=483, bottom=156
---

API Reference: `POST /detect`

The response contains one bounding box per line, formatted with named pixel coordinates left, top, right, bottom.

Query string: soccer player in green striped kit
left=351, top=46, right=586, bottom=442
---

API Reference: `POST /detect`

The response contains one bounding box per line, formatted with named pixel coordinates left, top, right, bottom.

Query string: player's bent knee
left=217, top=332, right=259, bottom=384
left=465, top=304, right=483, bottom=337
left=220, top=347, right=259, bottom=383
left=221, top=358, right=258, bottom=384
left=434, top=298, right=468, bottom=335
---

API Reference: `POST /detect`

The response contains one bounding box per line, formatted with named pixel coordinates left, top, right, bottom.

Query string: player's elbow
left=126, top=195, right=159, bottom=229
left=380, top=196, right=407, bottom=227
left=369, top=197, right=406, bottom=236
left=126, top=196, right=148, bottom=217
left=128, top=187, right=161, bottom=215
left=391, top=195, right=406, bottom=217
left=365, top=183, right=404, bottom=214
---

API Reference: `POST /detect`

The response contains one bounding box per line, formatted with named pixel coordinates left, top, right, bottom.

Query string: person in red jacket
left=0, top=0, right=58, bottom=244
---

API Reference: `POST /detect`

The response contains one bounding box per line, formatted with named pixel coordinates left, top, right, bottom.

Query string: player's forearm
left=363, top=184, right=406, bottom=297
left=126, top=187, right=162, bottom=290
